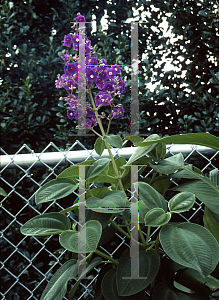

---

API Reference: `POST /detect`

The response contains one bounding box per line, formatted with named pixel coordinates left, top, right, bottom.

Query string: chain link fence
left=1, top=140, right=218, bottom=299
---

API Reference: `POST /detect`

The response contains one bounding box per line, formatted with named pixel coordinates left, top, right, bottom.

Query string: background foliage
left=1, top=0, right=218, bottom=154
left=1, top=0, right=219, bottom=299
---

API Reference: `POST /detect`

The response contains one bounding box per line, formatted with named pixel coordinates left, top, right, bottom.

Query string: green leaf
left=86, top=190, right=127, bottom=213
left=86, top=210, right=112, bottom=228
left=95, top=137, right=105, bottom=156
left=40, top=259, right=78, bottom=300
left=145, top=208, right=171, bottom=227
left=139, top=200, right=149, bottom=223
left=57, top=166, right=79, bottom=182
left=151, top=176, right=171, bottom=196
left=124, top=135, right=144, bottom=144
left=148, top=142, right=166, bottom=160
left=0, top=187, right=7, bottom=197
left=86, top=186, right=110, bottom=199
left=176, top=268, right=219, bottom=295
left=168, top=192, right=195, bottom=214
left=152, top=282, right=209, bottom=300
left=116, top=248, right=160, bottom=296
left=149, top=153, right=185, bottom=175
left=170, top=168, right=219, bottom=214
left=209, top=168, right=219, bottom=187
left=125, top=134, right=161, bottom=165
left=159, top=222, right=219, bottom=277
left=86, top=158, right=111, bottom=181
left=20, top=212, right=71, bottom=236
left=95, top=264, right=113, bottom=300
left=35, top=178, right=78, bottom=205
left=103, top=134, right=123, bottom=149
left=135, top=182, right=167, bottom=211
left=134, top=133, right=219, bottom=151
left=101, top=268, right=146, bottom=300
left=203, top=206, right=219, bottom=244
left=69, top=257, right=102, bottom=299
left=98, top=225, right=117, bottom=246
left=59, top=220, right=102, bottom=253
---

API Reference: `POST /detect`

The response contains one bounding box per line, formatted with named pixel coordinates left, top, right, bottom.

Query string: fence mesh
left=1, top=140, right=218, bottom=300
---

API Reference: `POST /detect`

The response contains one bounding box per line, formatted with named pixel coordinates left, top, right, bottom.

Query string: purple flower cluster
left=55, top=12, right=126, bottom=129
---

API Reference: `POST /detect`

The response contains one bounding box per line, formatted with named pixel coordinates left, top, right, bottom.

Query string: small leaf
left=40, top=259, right=78, bottom=300
left=125, top=134, right=161, bottom=165
left=35, top=178, right=78, bottom=204
left=20, top=212, right=71, bottom=236
left=103, top=134, right=123, bottom=149
left=168, top=192, right=195, bottom=213
left=0, top=187, right=7, bottom=197
left=145, top=208, right=171, bottom=227
left=86, top=158, right=111, bottom=181
left=95, top=137, right=105, bottom=156
left=159, top=222, right=219, bottom=277
left=59, top=220, right=102, bottom=253
left=135, top=181, right=167, bottom=211
left=116, top=247, right=160, bottom=296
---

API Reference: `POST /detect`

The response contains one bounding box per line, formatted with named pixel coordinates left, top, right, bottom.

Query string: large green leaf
left=133, top=133, right=219, bottom=151
left=40, top=259, right=78, bottom=300
left=86, top=190, right=127, bottom=213
left=103, top=134, right=123, bottom=149
left=168, top=192, right=195, bottom=214
left=149, top=153, right=185, bottom=175
left=116, top=248, right=160, bottom=296
left=144, top=208, right=171, bottom=227
left=159, top=222, right=219, bottom=277
left=101, top=268, right=146, bottom=300
left=69, top=257, right=102, bottom=299
left=135, top=181, right=167, bottom=211
left=125, top=134, right=161, bottom=165
left=35, top=178, right=78, bottom=205
left=203, top=206, right=219, bottom=244
left=59, top=220, right=102, bottom=253
left=152, top=282, right=210, bottom=300
left=86, top=158, right=111, bottom=181
left=20, top=212, right=71, bottom=236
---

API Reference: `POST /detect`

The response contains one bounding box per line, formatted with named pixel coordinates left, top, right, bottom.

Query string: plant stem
left=145, top=226, right=151, bottom=245
left=94, top=249, right=118, bottom=266
left=139, top=226, right=146, bottom=245
left=87, top=81, right=128, bottom=201
left=109, top=218, right=143, bottom=246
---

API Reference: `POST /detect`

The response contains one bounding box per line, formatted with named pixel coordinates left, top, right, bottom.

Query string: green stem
left=87, top=80, right=128, bottom=201
left=94, top=249, right=118, bottom=266
left=79, top=252, right=93, bottom=264
left=109, top=218, right=143, bottom=246
left=145, top=226, right=151, bottom=245
left=139, top=226, right=146, bottom=245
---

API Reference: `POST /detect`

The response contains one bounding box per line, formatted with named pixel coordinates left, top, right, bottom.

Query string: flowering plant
left=21, top=13, right=219, bottom=300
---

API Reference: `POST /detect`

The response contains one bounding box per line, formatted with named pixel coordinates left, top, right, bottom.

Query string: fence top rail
left=0, top=144, right=217, bottom=169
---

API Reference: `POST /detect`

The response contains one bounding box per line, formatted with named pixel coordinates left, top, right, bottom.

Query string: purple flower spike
left=75, top=12, right=86, bottom=23
left=64, top=34, right=72, bottom=47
